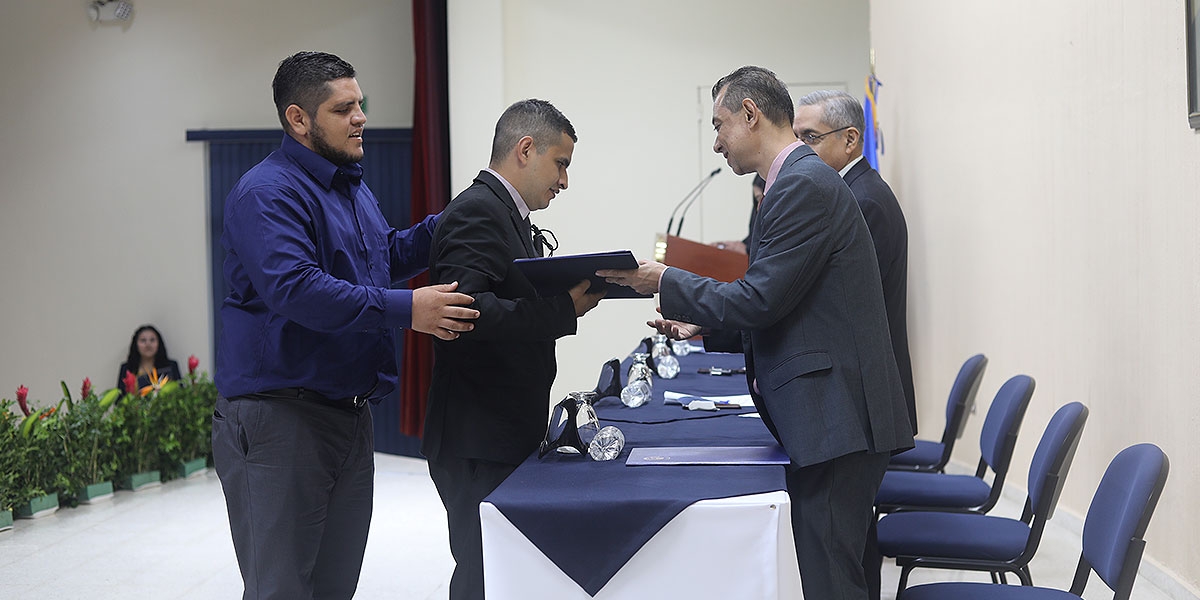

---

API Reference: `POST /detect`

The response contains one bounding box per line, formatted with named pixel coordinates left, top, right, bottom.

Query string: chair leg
left=1016, top=566, right=1033, bottom=586
left=998, top=571, right=1009, bottom=584
left=990, top=571, right=1000, bottom=584
left=897, top=565, right=913, bottom=599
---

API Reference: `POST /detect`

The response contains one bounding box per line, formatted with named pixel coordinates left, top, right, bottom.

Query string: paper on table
left=626, top=445, right=790, bottom=466
left=663, top=391, right=754, bottom=407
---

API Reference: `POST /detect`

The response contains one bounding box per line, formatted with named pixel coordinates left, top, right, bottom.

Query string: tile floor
left=0, top=453, right=1184, bottom=599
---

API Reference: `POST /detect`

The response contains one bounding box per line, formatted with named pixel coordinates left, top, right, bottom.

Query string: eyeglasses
left=531, top=224, right=559, bottom=257
left=799, top=125, right=851, bottom=145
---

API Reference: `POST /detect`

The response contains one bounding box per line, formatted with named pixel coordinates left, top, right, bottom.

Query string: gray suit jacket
left=660, top=145, right=913, bottom=468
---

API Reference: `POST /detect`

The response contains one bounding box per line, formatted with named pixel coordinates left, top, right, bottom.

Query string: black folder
left=513, top=250, right=652, bottom=299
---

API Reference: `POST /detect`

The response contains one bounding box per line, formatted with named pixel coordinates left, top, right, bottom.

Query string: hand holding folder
left=513, top=250, right=652, bottom=299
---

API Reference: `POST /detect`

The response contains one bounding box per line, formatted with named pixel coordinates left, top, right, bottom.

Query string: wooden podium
left=653, top=233, right=748, bottom=282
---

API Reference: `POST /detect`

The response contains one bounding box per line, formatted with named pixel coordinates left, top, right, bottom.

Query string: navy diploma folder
left=513, top=250, right=651, bottom=299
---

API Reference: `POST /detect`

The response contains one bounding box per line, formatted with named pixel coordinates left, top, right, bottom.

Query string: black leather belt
left=248, top=386, right=372, bottom=411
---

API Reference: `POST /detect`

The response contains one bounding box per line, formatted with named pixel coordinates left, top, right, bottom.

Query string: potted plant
left=0, top=396, right=24, bottom=531
left=111, top=373, right=165, bottom=491
left=171, top=357, right=214, bottom=478
left=65, top=380, right=121, bottom=503
left=8, top=386, right=65, bottom=518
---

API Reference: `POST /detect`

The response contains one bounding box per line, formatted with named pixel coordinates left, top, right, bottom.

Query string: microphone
left=673, top=168, right=721, bottom=237
left=665, top=168, right=721, bottom=237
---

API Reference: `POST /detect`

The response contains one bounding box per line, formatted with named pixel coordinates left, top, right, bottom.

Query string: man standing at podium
left=599, top=66, right=913, bottom=599
left=422, top=99, right=605, bottom=600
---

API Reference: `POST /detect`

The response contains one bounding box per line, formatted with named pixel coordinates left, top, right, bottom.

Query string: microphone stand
left=665, top=168, right=721, bottom=237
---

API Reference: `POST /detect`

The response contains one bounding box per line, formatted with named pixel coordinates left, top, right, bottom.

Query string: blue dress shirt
left=216, top=134, right=436, bottom=400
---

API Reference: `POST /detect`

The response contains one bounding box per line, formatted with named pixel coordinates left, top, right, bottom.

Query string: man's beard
left=310, top=123, right=360, bottom=166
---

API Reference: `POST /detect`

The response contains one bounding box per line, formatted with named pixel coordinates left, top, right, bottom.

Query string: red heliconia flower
left=16, top=385, right=30, bottom=417
left=188, top=355, right=199, bottom=375
left=81, top=377, right=93, bottom=399
left=123, top=370, right=138, bottom=395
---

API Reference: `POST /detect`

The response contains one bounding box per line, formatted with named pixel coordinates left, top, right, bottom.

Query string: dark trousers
left=427, top=456, right=518, bottom=600
left=212, top=395, right=375, bottom=600
left=786, top=450, right=890, bottom=600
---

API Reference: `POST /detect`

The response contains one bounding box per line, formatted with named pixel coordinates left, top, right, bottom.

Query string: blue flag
left=863, top=75, right=882, bottom=169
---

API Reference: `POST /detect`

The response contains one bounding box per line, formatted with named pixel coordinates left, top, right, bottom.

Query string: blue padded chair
left=879, top=402, right=1088, bottom=595
left=890, top=354, right=989, bottom=473
left=899, top=443, right=1169, bottom=600
left=876, top=374, right=1034, bottom=515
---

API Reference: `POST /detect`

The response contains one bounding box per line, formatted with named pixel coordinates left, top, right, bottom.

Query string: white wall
left=0, top=1, right=413, bottom=406
left=449, top=0, right=870, bottom=402
left=871, top=0, right=1200, bottom=592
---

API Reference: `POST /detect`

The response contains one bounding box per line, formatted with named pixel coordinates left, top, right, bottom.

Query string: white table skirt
left=481, top=490, right=801, bottom=599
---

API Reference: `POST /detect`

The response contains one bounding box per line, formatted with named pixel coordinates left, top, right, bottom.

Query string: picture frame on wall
left=1189, top=0, right=1199, bottom=128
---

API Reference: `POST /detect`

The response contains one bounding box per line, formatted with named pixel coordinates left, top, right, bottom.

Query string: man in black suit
left=422, top=99, right=605, bottom=600
left=794, top=90, right=915, bottom=435
left=600, top=66, right=913, bottom=599
left=794, top=89, right=915, bottom=600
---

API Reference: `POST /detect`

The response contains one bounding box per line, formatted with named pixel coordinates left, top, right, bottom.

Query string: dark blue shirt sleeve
left=390, top=213, right=438, bottom=283
left=225, top=184, right=416, bottom=331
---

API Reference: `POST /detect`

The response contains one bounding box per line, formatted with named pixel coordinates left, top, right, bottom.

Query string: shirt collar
left=763, top=140, right=805, bottom=194
left=839, top=155, right=865, bottom=178
left=281, top=134, right=363, bottom=192
left=485, top=167, right=531, bottom=220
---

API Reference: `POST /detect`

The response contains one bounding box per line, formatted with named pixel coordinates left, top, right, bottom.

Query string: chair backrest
left=1028, top=402, right=1089, bottom=519
left=940, top=354, right=989, bottom=446
left=1080, top=444, right=1169, bottom=597
left=978, top=374, right=1035, bottom=473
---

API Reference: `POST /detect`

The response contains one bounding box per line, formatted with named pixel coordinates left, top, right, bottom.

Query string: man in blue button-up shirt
left=212, top=51, right=479, bottom=600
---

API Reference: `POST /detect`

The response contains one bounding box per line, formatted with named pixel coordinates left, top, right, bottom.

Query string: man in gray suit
left=599, top=66, right=913, bottom=599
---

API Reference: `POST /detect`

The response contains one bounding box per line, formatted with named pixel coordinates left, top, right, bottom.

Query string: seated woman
left=115, top=324, right=181, bottom=392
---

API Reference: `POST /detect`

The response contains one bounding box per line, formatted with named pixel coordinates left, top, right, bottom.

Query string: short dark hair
left=711, top=66, right=794, bottom=128
left=272, top=51, right=356, bottom=132
left=489, top=99, right=577, bottom=165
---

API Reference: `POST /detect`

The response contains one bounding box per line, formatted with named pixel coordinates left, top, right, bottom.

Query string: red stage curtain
left=401, top=0, right=450, bottom=437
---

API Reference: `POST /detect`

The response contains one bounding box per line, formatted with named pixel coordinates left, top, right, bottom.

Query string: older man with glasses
left=794, top=89, right=914, bottom=600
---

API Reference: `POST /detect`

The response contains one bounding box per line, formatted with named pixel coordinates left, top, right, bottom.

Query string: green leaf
left=21, top=412, right=43, bottom=438
left=158, top=381, right=181, bottom=397
left=98, top=389, right=120, bottom=410
left=60, top=380, right=73, bottom=409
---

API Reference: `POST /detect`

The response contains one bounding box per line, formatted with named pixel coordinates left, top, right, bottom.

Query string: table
left=481, top=347, right=801, bottom=598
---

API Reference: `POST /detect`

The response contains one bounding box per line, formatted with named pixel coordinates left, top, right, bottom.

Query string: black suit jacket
left=844, top=158, right=916, bottom=434
left=421, top=170, right=578, bottom=466
left=660, top=145, right=913, bottom=468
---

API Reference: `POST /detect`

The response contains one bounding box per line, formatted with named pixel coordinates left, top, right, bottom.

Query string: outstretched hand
left=646, top=307, right=701, bottom=340
left=412, top=281, right=479, bottom=340
left=596, top=259, right=668, bottom=295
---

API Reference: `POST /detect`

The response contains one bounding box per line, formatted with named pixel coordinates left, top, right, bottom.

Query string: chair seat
left=878, top=511, right=1030, bottom=561
left=876, top=471, right=991, bottom=508
left=890, top=439, right=945, bottom=467
left=903, top=582, right=1081, bottom=600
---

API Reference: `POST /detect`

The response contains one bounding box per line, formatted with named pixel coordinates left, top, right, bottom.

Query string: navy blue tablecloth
left=484, top=347, right=787, bottom=596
